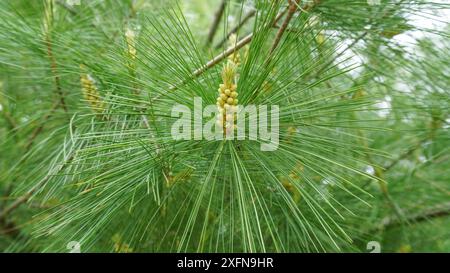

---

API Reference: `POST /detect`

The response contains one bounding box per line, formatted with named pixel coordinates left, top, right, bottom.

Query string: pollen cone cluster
left=112, top=234, right=133, bottom=253
left=80, top=65, right=104, bottom=112
left=125, top=28, right=137, bottom=61
left=216, top=35, right=243, bottom=135
left=216, top=63, right=239, bottom=134
left=280, top=163, right=303, bottom=203
left=227, top=34, right=241, bottom=66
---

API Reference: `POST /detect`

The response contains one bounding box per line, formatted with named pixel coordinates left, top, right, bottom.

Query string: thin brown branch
left=269, top=0, right=301, bottom=55
left=0, top=185, right=13, bottom=212
left=194, top=33, right=254, bottom=79
left=378, top=202, right=450, bottom=230
left=384, top=142, right=423, bottom=172
left=385, top=116, right=441, bottom=172
left=0, top=192, right=34, bottom=221
left=45, top=37, right=68, bottom=113
left=215, top=9, right=256, bottom=49
left=0, top=0, right=138, bottom=231
left=161, top=7, right=288, bottom=95
left=206, top=0, right=227, bottom=46
left=272, top=23, right=302, bottom=33
left=362, top=117, right=441, bottom=191
left=0, top=153, right=74, bottom=221
left=1, top=100, right=63, bottom=226
left=166, top=32, right=253, bottom=93
left=0, top=220, right=20, bottom=237
left=356, top=124, right=405, bottom=222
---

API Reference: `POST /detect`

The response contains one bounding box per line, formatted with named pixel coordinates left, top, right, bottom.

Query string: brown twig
left=43, top=1, right=67, bottom=113
left=0, top=0, right=137, bottom=233
left=377, top=202, right=450, bottom=231
left=0, top=39, right=68, bottom=224
left=269, top=0, right=301, bottom=55
left=206, top=0, right=227, bottom=46
left=215, top=9, right=256, bottom=49
left=0, top=220, right=20, bottom=237
left=272, top=23, right=302, bottom=33
left=0, top=154, right=74, bottom=221
left=384, top=142, right=423, bottom=172
left=161, top=7, right=288, bottom=95
left=0, top=192, right=34, bottom=221
left=45, top=37, right=68, bottom=113
left=362, top=116, right=441, bottom=191
left=193, top=33, right=254, bottom=79
left=355, top=122, right=406, bottom=222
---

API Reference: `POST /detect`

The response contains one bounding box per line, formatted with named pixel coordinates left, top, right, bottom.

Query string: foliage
left=0, top=0, right=449, bottom=253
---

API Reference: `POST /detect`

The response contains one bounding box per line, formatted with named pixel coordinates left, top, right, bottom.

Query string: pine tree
left=0, top=0, right=449, bottom=253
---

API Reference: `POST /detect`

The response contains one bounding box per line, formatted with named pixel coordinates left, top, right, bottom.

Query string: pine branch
left=0, top=153, right=74, bottom=221
left=384, top=141, right=423, bottom=172
left=385, top=115, right=441, bottom=172
left=206, top=0, right=227, bottom=46
left=0, top=220, right=20, bottom=237
left=310, top=32, right=368, bottom=78
left=192, top=33, right=254, bottom=79
left=163, top=7, right=289, bottom=94
left=24, top=101, right=59, bottom=151
left=0, top=101, right=60, bottom=234
left=0, top=185, right=13, bottom=212
left=268, top=0, right=300, bottom=55
left=45, top=36, right=68, bottom=113
left=355, top=117, right=406, bottom=224
left=215, top=9, right=256, bottom=49
left=363, top=115, right=442, bottom=190
left=0, top=26, right=69, bottom=224
left=1, top=0, right=447, bottom=252
left=0, top=192, right=33, bottom=222
left=377, top=202, right=450, bottom=230
left=312, top=0, right=407, bottom=78
left=56, top=0, right=122, bottom=45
